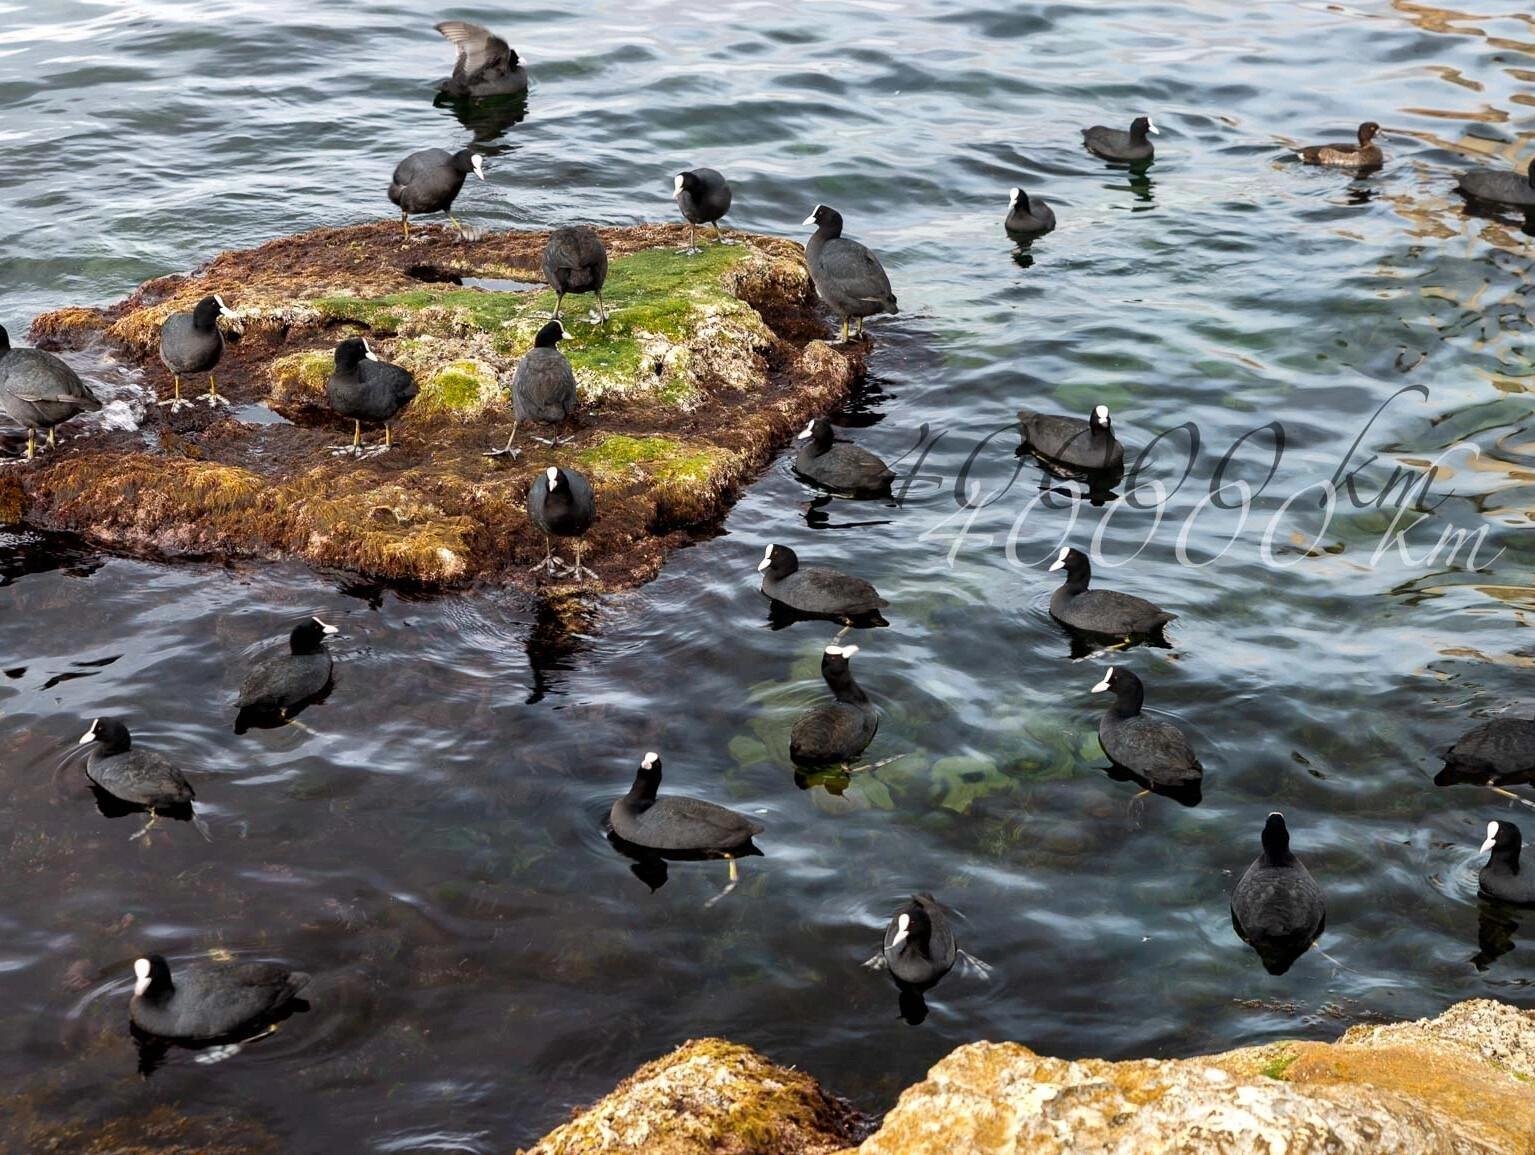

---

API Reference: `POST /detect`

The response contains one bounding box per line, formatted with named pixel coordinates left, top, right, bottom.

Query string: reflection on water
left=5, top=0, right=1535, bottom=1148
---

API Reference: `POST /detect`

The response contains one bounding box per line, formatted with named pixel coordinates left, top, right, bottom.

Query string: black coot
left=1230, top=812, right=1326, bottom=975
left=1438, top=715, right=1535, bottom=788
left=882, top=893, right=956, bottom=988
left=235, top=617, right=338, bottom=731
left=673, top=169, right=733, bottom=251
left=794, top=417, right=894, bottom=497
left=1092, top=666, right=1202, bottom=788
left=803, top=205, right=897, bottom=342
left=326, top=338, right=418, bottom=457
left=1082, top=116, right=1158, bottom=163
left=159, top=295, right=234, bottom=410
left=129, top=954, right=309, bottom=1041
left=435, top=21, right=527, bottom=98
left=543, top=226, right=609, bottom=323
left=609, top=752, right=762, bottom=854
left=1018, top=404, right=1123, bottom=474
left=488, top=321, right=576, bottom=458
left=1049, top=547, right=1175, bottom=639
left=790, top=644, right=878, bottom=768
left=388, top=148, right=485, bottom=239
left=1004, top=187, right=1056, bottom=237
left=1479, top=821, right=1535, bottom=905
left=758, top=543, right=888, bottom=625
left=1297, top=122, right=1383, bottom=168
left=78, top=718, right=195, bottom=838
left=1456, top=160, right=1535, bottom=210
left=527, top=465, right=596, bottom=580
left=0, top=323, right=101, bottom=459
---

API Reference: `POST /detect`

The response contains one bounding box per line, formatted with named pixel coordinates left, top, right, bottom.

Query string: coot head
left=1357, top=121, right=1382, bottom=145
left=1261, top=812, right=1294, bottom=863
left=797, top=417, right=834, bottom=452
left=454, top=150, right=487, bottom=180
left=78, top=717, right=132, bottom=753
left=290, top=617, right=339, bottom=655
left=1131, top=116, right=1159, bottom=139
left=333, top=337, right=379, bottom=372
left=1481, top=819, right=1522, bottom=861
left=802, top=204, right=843, bottom=236
left=673, top=171, right=700, bottom=197
left=757, top=543, right=800, bottom=579
left=133, top=954, right=172, bottom=998
left=0, top=324, right=9, bottom=352
left=629, top=750, right=663, bottom=798
left=822, top=642, right=859, bottom=675
left=192, top=295, right=231, bottom=331
left=1089, top=404, right=1112, bottom=433
left=545, top=465, right=567, bottom=492
left=533, top=320, right=569, bottom=348
left=1048, top=546, right=1090, bottom=581
left=1008, top=187, right=1029, bottom=211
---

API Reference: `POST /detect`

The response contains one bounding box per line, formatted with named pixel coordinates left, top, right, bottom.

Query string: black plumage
left=790, top=644, right=878, bottom=767
left=434, top=21, right=527, bottom=98
left=543, top=226, right=609, bottom=322
left=78, top=718, right=194, bottom=837
left=388, top=148, right=485, bottom=238
left=1297, top=121, right=1383, bottom=168
left=1082, top=116, right=1158, bottom=163
left=1004, top=187, right=1056, bottom=237
left=1018, top=403, right=1123, bottom=474
left=1479, top=820, right=1535, bottom=905
left=1230, top=813, right=1326, bottom=975
left=803, top=205, right=897, bottom=342
left=158, top=294, right=233, bottom=410
left=673, top=168, right=733, bottom=251
left=1456, top=160, right=1535, bottom=210
left=1438, top=716, right=1535, bottom=787
left=758, top=543, right=887, bottom=622
left=326, top=338, right=418, bottom=456
left=527, top=465, right=597, bottom=579
left=1092, top=666, right=1202, bottom=788
left=0, top=323, right=101, bottom=459
left=794, top=417, right=894, bottom=497
left=235, top=618, right=337, bottom=728
left=129, top=954, right=309, bottom=1041
left=1048, top=547, right=1175, bottom=639
left=609, top=752, right=763, bottom=854
left=489, top=321, right=576, bottom=458
left=882, top=894, right=956, bottom=988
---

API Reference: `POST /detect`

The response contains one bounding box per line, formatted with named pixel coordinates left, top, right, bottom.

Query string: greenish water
left=3, top=0, right=1535, bottom=1149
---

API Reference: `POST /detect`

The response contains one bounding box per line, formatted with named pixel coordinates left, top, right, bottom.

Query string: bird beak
left=471, top=156, right=486, bottom=180
left=1091, top=676, right=1112, bottom=693
left=77, top=723, right=97, bottom=746
left=797, top=422, right=813, bottom=440
left=801, top=214, right=817, bottom=226
left=316, top=619, right=340, bottom=635
left=1147, top=120, right=1161, bottom=135
left=757, top=556, right=772, bottom=572
left=1481, top=836, right=1497, bottom=852
left=889, top=928, right=908, bottom=949
left=362, top=340, right=379, bottom=362
left=1048, top=558, right=1065, bottom=572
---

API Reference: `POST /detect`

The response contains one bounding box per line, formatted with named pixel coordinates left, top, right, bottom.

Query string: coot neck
left=1493, top=839, right=1522, bottom=875
left=1108, top=679, right=1143, bottom=719
left=1260, top=823, right=1296, bottom=867
left=624, top=766, right=661, bottom=807
left=1060, top=557, right=1091, bottom=596
left=808, top=424, right=834, bottom=455
left=825, top=662, right=869, bottom=706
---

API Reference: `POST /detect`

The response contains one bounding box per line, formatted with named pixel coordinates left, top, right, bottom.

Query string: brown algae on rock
left=11, top=221, right=862, bottom=590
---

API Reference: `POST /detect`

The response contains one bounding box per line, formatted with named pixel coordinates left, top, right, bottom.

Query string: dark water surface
left=5, top=0, right=1535, bottom=1148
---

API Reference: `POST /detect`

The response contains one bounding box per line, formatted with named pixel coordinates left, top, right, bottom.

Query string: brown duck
left=1296, top=122, right=1382, bottom=169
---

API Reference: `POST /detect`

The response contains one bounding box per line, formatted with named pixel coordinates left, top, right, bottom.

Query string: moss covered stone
left=15, top=221, right=864, bottom=590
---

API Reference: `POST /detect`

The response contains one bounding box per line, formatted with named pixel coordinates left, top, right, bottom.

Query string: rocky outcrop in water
left=0, top=222, right=862, bottom=591
left=522, top=1000, right=1535, bottom=1155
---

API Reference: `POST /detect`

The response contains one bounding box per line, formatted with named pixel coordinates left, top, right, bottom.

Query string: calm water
left=4, top=0, right=1535, bottom=1148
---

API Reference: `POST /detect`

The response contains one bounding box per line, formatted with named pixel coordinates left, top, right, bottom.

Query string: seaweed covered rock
left=6, top=221, right=864, bottom=590
left=520, top=1037, right=867, bottom=1155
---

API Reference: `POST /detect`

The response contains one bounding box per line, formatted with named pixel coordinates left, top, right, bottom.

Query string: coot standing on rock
left=434, top=20, right=527, bottom=98
left=608, top=751, right=764, bottom=895
left=1004, top=187, right=1056, bottom=237
left=758, top=543, right=888, bottom=630
left=1049, top=547, right=1176, bottom=641
left=802, top=205, right=897, bottom=343
left=1230, top=812, right=1326, bottom=975
left=1018, top=404, right=1124, bottom=475
left=487, top=321, right=576, bottom=459
left=129, top=954, right=309, bottom=1042
left=1082, top=116, right=1158, bottom=164
left=1479, top=821, right=1535, bottom=905
left=790, top=643, right=879, bottom=769
left=527, top=465, right=596, bottom=579
left=1091, top=666, right=1203, bottom=793
left=159, top=295, right=235, bottom=411
left=0, top=324, right=101, bottom=459
left=673, top=169, right=733, bottom=252
left=1456, top=160, right=1535, bottom=211
left=78, top=718, right=195, bottom=840
left=543, top=226, right=609, bottom=323
left=794, top=417, right=894, bottom=498
left=1296, top=121, right=1383, bottom=169
left=388, top=148, right=485, bottom=239
left=326, top=338, right=419, bottom=457
left=235, top=617, right=338, bottom=733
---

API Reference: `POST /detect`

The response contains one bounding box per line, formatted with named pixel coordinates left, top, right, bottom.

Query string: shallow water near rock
left=4, top=0, right=1535, bottom=1149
